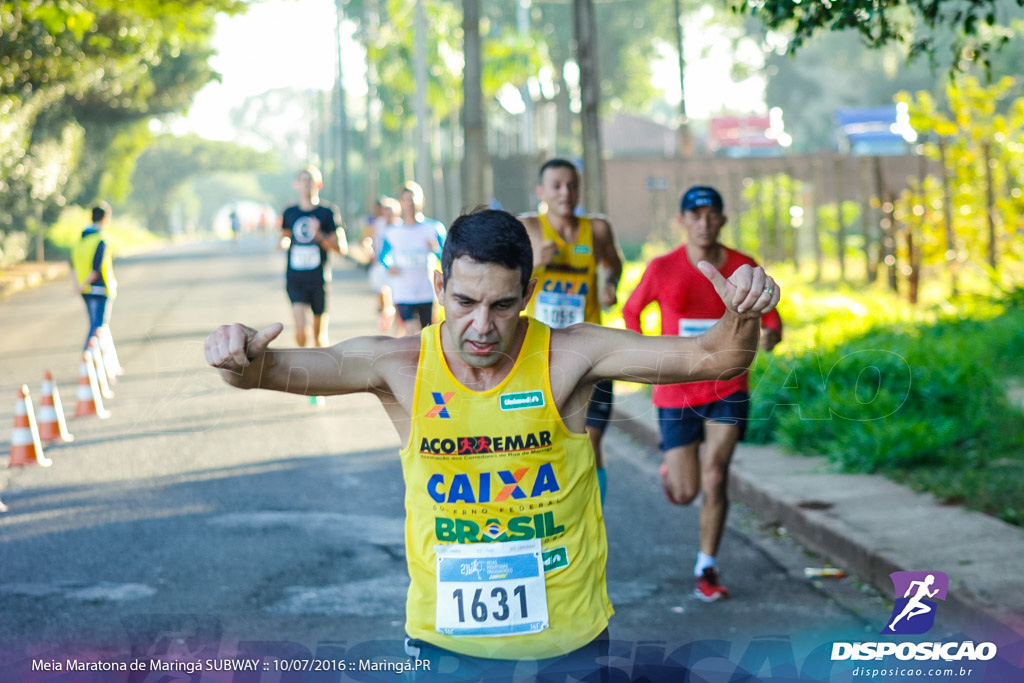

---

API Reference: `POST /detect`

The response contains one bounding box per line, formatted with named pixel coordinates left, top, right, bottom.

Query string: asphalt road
left=0, top=235, right=893, bottom=680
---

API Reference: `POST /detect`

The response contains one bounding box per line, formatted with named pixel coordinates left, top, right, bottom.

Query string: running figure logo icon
left=882, top=571, right=949, bottom=635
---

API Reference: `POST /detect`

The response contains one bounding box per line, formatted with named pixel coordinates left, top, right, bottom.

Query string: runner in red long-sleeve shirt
left=623, top=185, right=782, bottom=602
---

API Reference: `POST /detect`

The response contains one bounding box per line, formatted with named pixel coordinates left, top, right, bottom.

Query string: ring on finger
left=762, top=283, right=774, bottom=297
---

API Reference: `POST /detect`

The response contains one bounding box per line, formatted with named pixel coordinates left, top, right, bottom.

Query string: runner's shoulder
left=548, top=322, right=629, bottom=378
left=516, top=213, right=544, bottom=237
left=585, top=213, right=615, bottom=233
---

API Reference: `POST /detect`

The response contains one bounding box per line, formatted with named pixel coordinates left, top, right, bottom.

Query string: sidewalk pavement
left=0, top=260, right=69, bottom=298
left=611, top=386, right=1024, bottom=652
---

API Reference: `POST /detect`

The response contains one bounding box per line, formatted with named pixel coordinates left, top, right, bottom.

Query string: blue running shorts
left=657, top=391, right=749, bottom=450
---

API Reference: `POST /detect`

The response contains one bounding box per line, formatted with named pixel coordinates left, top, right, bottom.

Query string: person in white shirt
left=379, top=181, right=446, bottom=336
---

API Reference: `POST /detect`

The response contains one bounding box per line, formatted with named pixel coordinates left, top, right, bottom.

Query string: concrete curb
left=0, top=261, right=69, bottom=298
left=610, top=386, right=1024, bottom=650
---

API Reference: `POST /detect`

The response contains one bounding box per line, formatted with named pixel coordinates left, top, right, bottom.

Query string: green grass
left=608, top=250, right=1024, bottom=527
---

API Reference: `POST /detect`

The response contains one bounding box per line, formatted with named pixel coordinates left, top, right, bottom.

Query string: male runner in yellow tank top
left=520, top=158, right=623, bottom=503
left=206, top=209, right=780, bottom=678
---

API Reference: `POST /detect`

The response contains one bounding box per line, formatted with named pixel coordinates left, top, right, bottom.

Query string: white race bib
left=534, top=292, right=585, bottom=328
left=290, top=244, right=321, bottom=271
left=395, top=251, right=430, bottom=269
left=677, top=318, right=719, bottom=337
left=434, top=539, right=549, bottom=637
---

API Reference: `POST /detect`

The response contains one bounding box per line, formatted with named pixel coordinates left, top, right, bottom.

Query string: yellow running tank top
left=401, top=319, right=613, bottom=660
left=525, top=215, right=601, bottom=327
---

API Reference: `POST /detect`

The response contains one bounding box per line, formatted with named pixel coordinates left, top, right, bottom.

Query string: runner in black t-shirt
left=280, top=165, right=348, bottom=348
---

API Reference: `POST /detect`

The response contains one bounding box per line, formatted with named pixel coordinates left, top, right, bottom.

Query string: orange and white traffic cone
left=97, top=325, right=123, bottom=377
left=9, top=385, right=52, bottom=467
left=37, top=371, right=74, bottom=443
left=74, top=352, right=111, bottom=419
left=88, top=336, right=114, bottom=399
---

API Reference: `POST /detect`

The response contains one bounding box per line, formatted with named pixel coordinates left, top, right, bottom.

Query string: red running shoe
left=694, top=567, right=730, bottom=602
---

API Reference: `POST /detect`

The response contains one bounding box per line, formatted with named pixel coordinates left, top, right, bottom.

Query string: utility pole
left=573, top=0, right=605, bottom=213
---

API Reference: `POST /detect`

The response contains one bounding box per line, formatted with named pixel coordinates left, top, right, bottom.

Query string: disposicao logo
left=883, top=570, right=948, bottom=635
left=830, top=570, right=998, bottom=663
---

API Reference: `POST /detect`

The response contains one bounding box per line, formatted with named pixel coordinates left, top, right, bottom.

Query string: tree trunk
left=574, top=0, right=606, bottom=214
left=363, top=0, right=381, bottom=210
left=553, top=61, right=575, bottom=153
left=448, top=110, right=462, bottom=219
left=431, top=117, right=449, bottom=222
left=334, top=0, right=350, bottom=224
left=755, top=178, right=768, bottom=264
left=859, top=157, right=875, bottom=283
left=673, top=0, right=693, bottom=157
left=775, top=171, right=788, bottom=264
left=414, top=0, right=431, bottom=203
left=938, top=138, right=958, bottom=297
left=810, top=159, right=822, bottom=282
left=461, top=0, right=489, bottom=208
left=834, top=154, right=847, bottom=283
left=983, top=142, right=997, bottom=269
left=874, top=154, right=898, bottom=293
left=906, top=227, right=919, bottom=304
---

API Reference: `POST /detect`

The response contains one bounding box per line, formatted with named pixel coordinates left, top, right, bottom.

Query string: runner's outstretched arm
left=205, top=322, right=398, bottom=397
left=576, top=262, right=779, bottom=386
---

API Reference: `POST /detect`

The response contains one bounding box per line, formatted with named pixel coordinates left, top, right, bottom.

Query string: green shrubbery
left=747, top=288, right=1024, bottom=524
left=748, top=312, right=1023, bottom=466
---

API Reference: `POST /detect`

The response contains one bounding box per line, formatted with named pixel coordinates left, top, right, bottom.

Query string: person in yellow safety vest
left=71, top=203, right=117, bottom=350
left=204, top=208, right=780, bottom=678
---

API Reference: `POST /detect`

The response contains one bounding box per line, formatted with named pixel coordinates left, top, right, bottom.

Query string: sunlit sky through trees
left=181, top=0, right=363, bottom=140
left=180, top=0, right=767, bottom=142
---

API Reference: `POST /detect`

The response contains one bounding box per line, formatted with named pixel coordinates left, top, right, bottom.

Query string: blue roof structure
left=834, top=104, right=917, bottom=155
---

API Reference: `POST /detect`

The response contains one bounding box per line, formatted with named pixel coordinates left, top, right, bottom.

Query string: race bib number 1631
left=435, top=539, right=549, bottom=637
